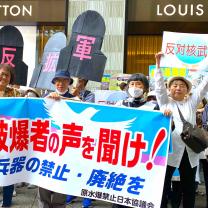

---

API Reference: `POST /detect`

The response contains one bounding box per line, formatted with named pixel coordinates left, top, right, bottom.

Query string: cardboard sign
left=57, top=10, right=107, bottom=82
left=0, top=25, right=28, bottom=86
left=161, top=31, right=208, bottom=71
left=30, top=32, right=67, bottom=90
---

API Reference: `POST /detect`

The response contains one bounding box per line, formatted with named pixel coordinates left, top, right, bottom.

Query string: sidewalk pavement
left=0, top=184, right=207, bottom=208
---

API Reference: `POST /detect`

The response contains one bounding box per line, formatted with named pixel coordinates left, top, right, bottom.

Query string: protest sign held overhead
left=57, top=10, right=107, bottom=82
left=160, top=31, right=208, bottom=72
left=0, top=25, right=28, bottom=86
left=30, top=32, right=67, bottom=91
left=159, top=31, right=208, bottom=88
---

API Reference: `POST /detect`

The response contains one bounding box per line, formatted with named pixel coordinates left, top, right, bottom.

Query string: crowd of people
left=1, top=50, right=208, bottom=208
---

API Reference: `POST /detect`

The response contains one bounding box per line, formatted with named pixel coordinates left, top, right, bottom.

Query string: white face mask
left=55, top=89, right=68, bottom=95
left=128, top=87, right=143, bottom=98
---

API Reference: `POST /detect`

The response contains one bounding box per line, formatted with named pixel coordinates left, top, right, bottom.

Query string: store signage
left=0, top=0, right=65, bottom=23
left=128, top=0, right=208, bottom=22
left=156, top=4, right=204, bottom=17
left=0, top=4, right=32, bottom=17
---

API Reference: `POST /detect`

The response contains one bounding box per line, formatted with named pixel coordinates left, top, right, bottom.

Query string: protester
left=71, top=77, right=95, bottom=103
left=38, top=70, right=74, bottom=208
left=46, top=70, right=74, bottom=100
left=118, top=82, right=127, bottom=91
left=0, top=64, right=22, bottom=207
left=115, top=73, right=158, bottom=110
left=147, top=90, right=160, bottom=109
left=67, top=77, right=95, bottom=208
left=155, top=52, right=208, bottom=208
left=112, top=73, right=164, bottom=208
left=200, top=100, right=208, bottom=208
left=24, top=87, right=41, bottom=98
left=170, top=166, right=201, bottom=208
left=169, top=100, right=206, bottom=207
left=146, top=90, right=156, bottom=102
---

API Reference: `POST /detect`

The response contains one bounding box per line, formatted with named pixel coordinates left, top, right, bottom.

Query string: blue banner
left=0, top=98, right=171, bottom=207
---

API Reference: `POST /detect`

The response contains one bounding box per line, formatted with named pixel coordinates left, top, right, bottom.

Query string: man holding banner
left=38, top=70, right=74, bottom=208
left=155, top=51, right=208, bottom=208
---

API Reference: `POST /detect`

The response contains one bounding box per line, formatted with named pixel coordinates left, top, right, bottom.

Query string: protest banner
left=160, top=31, right=208, bottom=72
left=0, top=98, right=171, bottom=207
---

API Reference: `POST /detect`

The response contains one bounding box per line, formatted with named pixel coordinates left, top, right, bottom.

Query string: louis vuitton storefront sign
left=0, top=0, right=65, bottom=23
left=156, top=4, right=204, bottom=17
left=129, top=0, right=208, bottom=22
left=0, top=4, right=32, bottom=17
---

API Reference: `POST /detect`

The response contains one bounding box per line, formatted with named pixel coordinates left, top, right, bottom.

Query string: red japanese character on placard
left=30, top=120, right=49, bottom=152
left=186, top=45, right=197, bottom=57
left=9, top=119, right=29, bottom=152
left=59, top=122, right=83, bottom=156
left=43, top=52, right=59, bottom=72
left=73, top=35, right=96, bottom=60
left=97, top=128, right=121, bottom=165
left=165, top=43, right=175, bottom=55
left=197, top=45, right=208, bottom=57
left=0, top=120, right=8, bottom=152
left=48, top=133, right=59, bottom=153
left=82, top=136, right=95, bottom=159
left=125, top=132, right=147, bottom=168
left=121, top=132, right=131, bottom=167
left=175, top=44, right=186, bottom=55
left=1, top=47, right=16, bottom=67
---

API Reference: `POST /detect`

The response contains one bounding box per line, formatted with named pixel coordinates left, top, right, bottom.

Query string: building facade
left=0, top=0, right=65, bottom=84
left=1, top=0, right=208, bottom=83
left=127, top=0, right=208, bottom=75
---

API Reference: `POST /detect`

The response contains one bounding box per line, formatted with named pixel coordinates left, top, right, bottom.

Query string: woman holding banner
left=155, top=52, right=208, bottom=208
left=112, top=73, right=158, bottom=208
left=0, top=64, right=21, bottom=207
